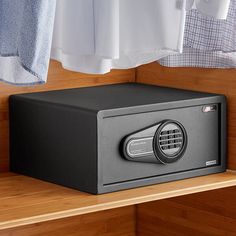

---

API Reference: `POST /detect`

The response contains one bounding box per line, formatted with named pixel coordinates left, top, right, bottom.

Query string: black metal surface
left=9, top=83, right=227, bottom=194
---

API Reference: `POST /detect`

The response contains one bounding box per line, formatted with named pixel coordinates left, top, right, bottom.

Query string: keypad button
left=161, top=131, right=168, bottom=135
left=160, top=136, right=167, bottom=140
left=173, top=129, right=180, bottom=133
left=175, top=143, right=181, bottom=148
left=160, top=141, right=168, bottom=145
left=168, top=140, right=175, bottom=144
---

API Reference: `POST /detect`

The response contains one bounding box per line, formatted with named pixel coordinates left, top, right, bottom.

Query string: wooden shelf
left=1, top=171, right=236, bottom=230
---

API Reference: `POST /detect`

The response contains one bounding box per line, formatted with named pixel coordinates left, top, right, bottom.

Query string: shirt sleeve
left=194, top=0, right=230, bottom=19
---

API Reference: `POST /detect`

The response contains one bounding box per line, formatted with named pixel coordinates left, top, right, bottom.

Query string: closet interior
left=0, top=61, right=236, bottom=235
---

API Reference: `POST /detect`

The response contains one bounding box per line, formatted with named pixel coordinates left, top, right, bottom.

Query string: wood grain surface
left=0, top=171, right=236, bottom=230
left=137, top=186, right=236, bottom=236
left=1, top=206, right=136, bottom=236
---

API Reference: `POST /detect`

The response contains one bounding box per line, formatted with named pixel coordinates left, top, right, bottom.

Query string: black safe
left=9, top=83, right=227, bottom=194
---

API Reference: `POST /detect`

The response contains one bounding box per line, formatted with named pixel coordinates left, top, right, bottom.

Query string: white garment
left=51, top=0, right=230, bottom=74
left=195, top=0, right=230, bottom=19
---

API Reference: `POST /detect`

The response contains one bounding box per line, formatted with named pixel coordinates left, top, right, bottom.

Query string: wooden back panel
left=136, top=62, right=236, bottom=170
left=0, top=60, right=135, bottom=172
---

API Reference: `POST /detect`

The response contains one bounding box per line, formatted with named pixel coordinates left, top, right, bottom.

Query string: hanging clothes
left=51, top=0, right=231, bottom=75
left=0, top=0, right=56, bottom=85
left=159, top=0, right=236, bottom=68
left=0, top=0, right=232, bottom=85
left=192, top=0, right=230, bottom=19
left=159, top=48, right=236, bottom=68
left=51, top=0, right=187, bottom=74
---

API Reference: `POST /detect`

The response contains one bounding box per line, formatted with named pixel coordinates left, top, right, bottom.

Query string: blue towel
left=159, top=0, right=236, bottom=68
left=0, top=0, right=56, bottom=85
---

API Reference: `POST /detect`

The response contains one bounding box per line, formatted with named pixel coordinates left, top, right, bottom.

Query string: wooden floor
left=0, top=171, right=236, bottom=231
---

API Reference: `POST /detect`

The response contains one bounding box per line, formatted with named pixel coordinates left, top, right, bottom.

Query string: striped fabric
left=159, top=0, right=236, bottom=68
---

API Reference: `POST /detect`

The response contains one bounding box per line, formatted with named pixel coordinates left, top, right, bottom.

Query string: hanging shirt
left=0, top=0, right=56, bottom=85
left=0, top=0, right=231, bottom=85
left=193, top=0, right=230, bottom=19
left=159, top=0, right=235, bottom=69
left=51, top=0, right=187, bottom=74
left=159, top=48, right=236, bottom=68
left=51, top=0, right=231, bottom=75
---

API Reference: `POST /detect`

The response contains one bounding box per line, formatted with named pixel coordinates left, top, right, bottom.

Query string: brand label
left=206, top=160, right=217, bottom=166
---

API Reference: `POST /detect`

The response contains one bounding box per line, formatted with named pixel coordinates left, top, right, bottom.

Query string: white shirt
left=51, top=0, right=230, bottom=74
